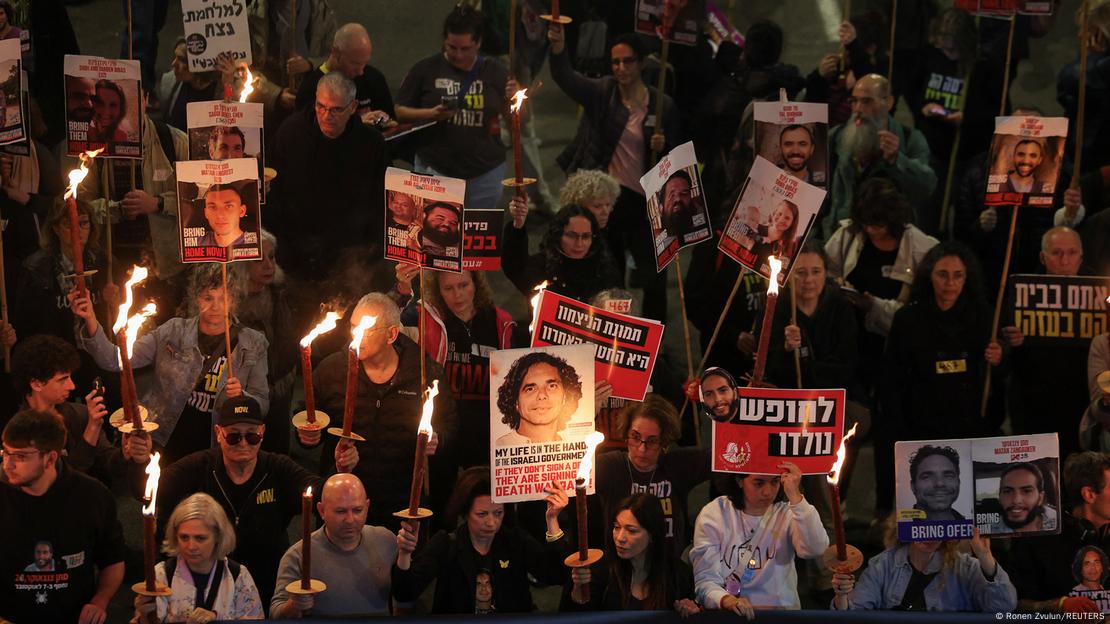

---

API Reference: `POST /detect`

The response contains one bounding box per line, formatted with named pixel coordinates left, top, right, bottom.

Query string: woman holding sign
left=689, top=464, right=829, bottom=614
left=393, top=467, right=573, bottom=614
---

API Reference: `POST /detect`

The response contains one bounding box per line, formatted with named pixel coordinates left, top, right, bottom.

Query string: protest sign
left=634, top=0, right=703, bottom=45
left=704, top=0, right=743, bottom=47
left=187, top=100, right=265, bottom=202
left=1009, top=274, right=1108, bottom=347
left=176, top=158, right=262, bottom=263
left=64, top=55, right=142, bottom=158
left=640, top=141, right=712, bottom=271
left=530, top=290, right=664, bottom=401
left=462, top=208, right=503, bottom=271
left=490, top=344, right=596, bottom=503
left=384, top=167, right=465, bottom=273
left=1069, top=548, right=1110, bottom=615
left=984, top=116, right=1068, bottom=207
left=753, top=100, right=828, bottom=188
left=895, top=433, right=1060, bottom=541
left=953, top=0, right=1053, bottom=14
left=718, top=156, right=825, bottom=286
left=711, top=387, right=846, bottom=475
left=181, top=0, right=252, bottom=73
left=0, top=40, right=24, bottom=146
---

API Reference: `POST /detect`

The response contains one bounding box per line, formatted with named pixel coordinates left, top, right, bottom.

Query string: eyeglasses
left=223, top=431, right=263, bottom=446
left=611, top=56, right=638, bottom=67
left=1, top=449, right=43, bottom=463
left=315, top=101, right=350, bottom=118
left=562, top=231, right=593, bottom=243
left=628, top=432, right=661, bottom=451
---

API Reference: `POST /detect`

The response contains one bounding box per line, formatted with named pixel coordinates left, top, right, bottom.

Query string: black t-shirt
left=443, top=308, right=500, bottom=467
left=296, top=64, right=396, bottom=119
left=163, top=330, right=236, bottom=464
left=0, top=463, right=125, bottom=623
left=396, top=53, right=508, bottom=179
left=895, top=560, right=939, bottom=611
left=847, top=238, right=902, bottom=300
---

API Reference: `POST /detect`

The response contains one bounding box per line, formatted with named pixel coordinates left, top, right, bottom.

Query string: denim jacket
left=840, top=545, right=1017, bottom=612
left=78, top=316, right=270, bottom=447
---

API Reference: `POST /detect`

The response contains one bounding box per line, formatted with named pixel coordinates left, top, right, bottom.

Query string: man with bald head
left=822, top=73, right=936, bottom=238
left=1002, top=226, right=1089, bottom=458
left=271, top=473, right=405, bottom=617
left=295, top=23, right=396, bottom=127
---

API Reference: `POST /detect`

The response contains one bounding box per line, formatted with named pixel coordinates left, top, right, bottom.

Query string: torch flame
left=64, top=148, right=105, bottom=200
left=239, top=66, right=256, bottom=103
left=417, top=380, right=440, bottom=435
left=141, top=452, right=162, bottom=516
left=575, top=431, right=606, bottom=482
left=122, top=303, right=157, bottom=360
left=112, top=266, right=150, bottom=336
left=349, top=315, right=377, bottom=358
left=510, top=88, right=528, bottom=114
left=767, top=255, right=783, bottom=296
left=305, top=485, right=312, bottom=497
left=528, top=281, right=549, bottom=334
left=827, top=423, right=859, bottom=486
left=300, top=311, right=341, bottom=349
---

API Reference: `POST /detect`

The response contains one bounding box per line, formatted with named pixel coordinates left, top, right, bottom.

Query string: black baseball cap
left=217, top=396, right=264, bottom=427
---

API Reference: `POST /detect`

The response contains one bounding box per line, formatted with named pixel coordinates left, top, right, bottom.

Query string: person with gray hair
left=135, top=493, right=264, bottom=622
left=70, top=263, right=270, bottom=465
left=296, top=292, right=456, bottom=530
left=560, top=169, right=621, bottom=230
left=267, top=58, right=387, bottom=280
left=295, top=22, right=395, bottom=126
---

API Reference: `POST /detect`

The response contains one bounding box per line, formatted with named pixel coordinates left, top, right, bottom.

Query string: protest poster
left=718, top=156, right=824, bottom=286
left=63, top=55, right=142, bottom=158
left=181, top=0, right=252, bottom=73
left=640, top=141, right=712, bottom=271
left=530, top=290, right=664, bottom=401
left=1069, top=548, right=1110, bottom=615
left=710, top=387, right=846, bottom=475
left=489, top=344, right=596, bottom=503
left=1009, top=274, right=1108, bottom=347
left=0, top=40, right=23, bottom=146
left=384, top=167, right=465, bottom=273
left=634, top=0, right=702, bottom=45
left=704, top=1, right=744, bottom=47
left=984, top=116, right=1068, bottom=207
left=895, top=433, right=1061, bottom=541
left=187, top=100, right=265, bottom=202
left=953, top=0, right=1053, bottom=14
left=176, top=158, right=262, bottom=263
left=753, top=100, right=828, bottom=188
left=462, top=208, right=503, bottom=271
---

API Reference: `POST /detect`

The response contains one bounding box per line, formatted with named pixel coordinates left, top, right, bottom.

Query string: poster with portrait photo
left=176, top=158, right=261, bottom=263
left=1069, top=546, right=1110, bottom=614
left=640, top=141, right=711, bottom=272
left=984, top=116, right=1067, bottom=207
left=972, top=434, right=1060, bottom=537
left=489, top=344, right=596, bottom=503
left=63, top=55, right=142, bottom=158
left=753, top=100, right=828, bottom=188
left=384, top=167, right=465, bottom=273
left=895, top=439, right=975, bottom=542
left=634, top=0, right=703, bottom=46
left=187, top=100, right=266, bottom=203
left=181, top=0, right=252, bottom=73
left=718, top=156, right=825, bottom=286
left=0, top=39, right=24, bottom=146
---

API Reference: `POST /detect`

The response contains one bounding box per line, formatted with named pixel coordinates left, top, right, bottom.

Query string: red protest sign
left=530, top=290, right=664, bottom=401
left=712, top=387, right=845, bottom=475
left=463, top=209, right=503, bottom=271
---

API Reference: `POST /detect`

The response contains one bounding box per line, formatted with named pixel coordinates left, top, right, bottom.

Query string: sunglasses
left=223, top=431, right=263, bottom=446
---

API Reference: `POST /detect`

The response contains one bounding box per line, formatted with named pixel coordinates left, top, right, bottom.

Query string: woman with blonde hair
left=134, top=493, right=263, bottom=622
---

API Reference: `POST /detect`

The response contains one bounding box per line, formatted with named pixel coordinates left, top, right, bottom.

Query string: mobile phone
left=92, top=376, right=105, bottom=397
left=440, top=95, right=458, bottom=110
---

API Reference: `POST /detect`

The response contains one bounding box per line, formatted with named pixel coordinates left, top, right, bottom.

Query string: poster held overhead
left=753, top=100, right=829, bottom=188
left=639, top=141, right=712, bottom=272
left=181, top=0, right=253, bottom=73
left=0, top=40, right=25, bottom=146
left=634, top=0, right=703, bottom=45
left=176, top=158, right=262, bottom=263
left=64, top=55, right=143, bottom=158
left=983, top=116, right=1068, bottom=207
left=186, top=100, right=266, bottom=203
left=384, top=167, right=466, bottom=273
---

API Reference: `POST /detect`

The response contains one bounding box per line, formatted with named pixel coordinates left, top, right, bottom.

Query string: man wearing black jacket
left=151, top=396, right=358, bottom=610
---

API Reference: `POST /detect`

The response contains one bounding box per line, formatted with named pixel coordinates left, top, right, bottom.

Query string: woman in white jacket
left=689, top=462, right=829, bottom=617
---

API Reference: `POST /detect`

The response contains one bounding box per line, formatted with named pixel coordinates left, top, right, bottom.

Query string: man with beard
left=908, top=445, right=964, bottom=521
left=699, top=367, right=739, bottom=423
left=988, top=462, right=1057, bottom=534
left=998, top=139, right=1047, bottom=194
left=494, top=351, right=583, bottom=446
left=822, top=74, right=935, bottom=239
left=65, top=75, right=95, bottom=125
left=778, top=124, right=822, bottom=185
left=657, top=170, right=698, bottom=239
left=415, top=202, right=461, bottom=258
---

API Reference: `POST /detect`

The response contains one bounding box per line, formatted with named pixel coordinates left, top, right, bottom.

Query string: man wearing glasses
left=267, top=71, right=386, bottom=280
left=150, top=395, right=358, bottom=608
left=0, top=409, right=125, bottom=624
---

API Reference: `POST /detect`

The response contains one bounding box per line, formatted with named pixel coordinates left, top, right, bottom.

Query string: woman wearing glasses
left=502, top=200, right=621, bottom=305
left=591, top=395, right=710, bottom=559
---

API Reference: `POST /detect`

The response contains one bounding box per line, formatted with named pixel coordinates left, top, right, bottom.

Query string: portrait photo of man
left=655, top=169, right=701, bottom=240
left=987, top=462, right=1058, bottom=534
left=207, top=125, right=247, bottom=160
left=1072, top=546, right=1110, bottom=593
left=494, top=351, right=583, bottom=446
left=700, top=367, right=738, bottom=423
left=998, top=138, right=1047, bottom=194
left=195, top=181, right=255, bottom=250
left=65, top=75, right=95, bottom=125
left=777, top=124, right=822, bottom=185
left=414, top=201, right=462, bottom=258
left=24, top=541, right=59, bottom=572
left=908, top=444, right=964, bottom=521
